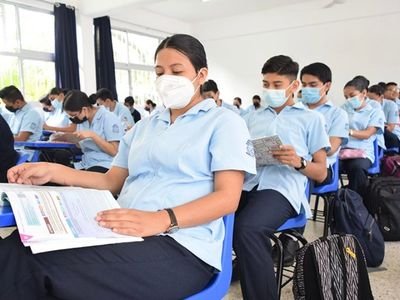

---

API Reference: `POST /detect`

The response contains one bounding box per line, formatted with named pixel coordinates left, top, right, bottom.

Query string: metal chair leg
left=270, top=234, right=284, bottom=299
left=313, top=195, right=320, bottom=221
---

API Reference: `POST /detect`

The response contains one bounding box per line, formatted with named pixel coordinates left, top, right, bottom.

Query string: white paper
left=251, top=135, right=283, bottom=167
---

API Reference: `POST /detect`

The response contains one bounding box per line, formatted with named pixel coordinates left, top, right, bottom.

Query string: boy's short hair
left=261, top=55, right=299, bottom=80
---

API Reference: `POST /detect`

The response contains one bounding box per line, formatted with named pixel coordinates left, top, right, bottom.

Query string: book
left=0, top=184, right=142, bottom=253
left=251, top=135, right=284, bottom=167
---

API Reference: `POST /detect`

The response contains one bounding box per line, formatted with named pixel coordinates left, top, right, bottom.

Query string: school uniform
left=0, top=106, right=12, bottom=124
left=129, top=107, right=142, bottom=123
left=0, top=99, right=256, bottom=299
left=44, top=100, right=70, bottom=128
left=112, top=102, right=134, bottom=131
left=74, top=107, right=123, bottom=172
left=234, top=102, right=330, bottom=300
left=366, top=99, right=386, bottom=150
left=0, top=115, right=18, bottom=183
left=220, top=101, right=240, bottom=114
left=245, top=104, right=264, bottom=114
left=381, top=99, right=400, bottom=148
left=8, top=103, right=43, bottom=142
left=340, top=102, right=384, bottom=193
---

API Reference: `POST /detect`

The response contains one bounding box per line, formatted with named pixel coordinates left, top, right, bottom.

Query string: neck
left=110, top=101, right=117, bottom=112
left=273, top=97, right=295, bottom=114
left=87, top=107, right=98, bottom=123
left=307, top=96, right=328, bottom=110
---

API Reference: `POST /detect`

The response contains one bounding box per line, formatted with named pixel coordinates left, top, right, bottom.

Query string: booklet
left=0, top=184, right=142, bottom=254
left=251, top=135, right=284, bottom=167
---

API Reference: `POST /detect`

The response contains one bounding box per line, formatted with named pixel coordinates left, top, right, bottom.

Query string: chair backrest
left=185, top=213, right=234, bottom=300
left=368, top=138, right=380, bottom=175
left=16, top=153, right=30, bottom=165
left=312, top=159, right=339, bottom=194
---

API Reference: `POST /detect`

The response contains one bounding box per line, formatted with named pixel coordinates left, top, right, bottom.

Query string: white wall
left=193, top=0, right=400, bottom=107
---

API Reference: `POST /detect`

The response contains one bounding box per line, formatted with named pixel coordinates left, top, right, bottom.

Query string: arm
left=385, top=123, right=396, bottom=132
left=350, top=126, right=377, bottom=140
left=7, top=162, right=128, bottom=195
left=43, top=123, right=77, bottom=133
left=14, top=131, right=32, bottom=141
left=96, top=170, right=245, bottom=237
left=75, top=131, right=119, bottom=156
left=327, top=136, right=342, bottom=156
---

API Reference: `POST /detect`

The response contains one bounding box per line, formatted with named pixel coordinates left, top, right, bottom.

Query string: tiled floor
left=1, top=197, right=399, bottom=300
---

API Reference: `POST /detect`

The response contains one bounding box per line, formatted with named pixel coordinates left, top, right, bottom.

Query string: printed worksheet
left=251, top=135, right=283, bottom=167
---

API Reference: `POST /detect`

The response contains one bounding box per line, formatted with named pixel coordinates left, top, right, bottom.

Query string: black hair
left=252, top=95, right=261, bottom=100
left=49, top=87, right=67, bottom=96
left=386, top=82, right=398, bottom=89
left=300, top=62, right=332, bottom=84
left=0, top=85, right=24, bottom=103
left=124, top=96, right=135, bottom=105
left=344, top=76, right=369, bottom=92
left=155, top=34, right=207, bottom=72
left=95, top=88, right=115, bottom=102
left=201, top=79, right=219, bottom=93
left=368, top=84, right=385, bottom=96
left=63, top=90, right=93, bottom=112
left=39, top=95, right=51, bottom=106
left=261, top=55, right=299, bottom=80
left=234, top=97, right=242, bottom=105
left=145, top=99, right=156, bottom=108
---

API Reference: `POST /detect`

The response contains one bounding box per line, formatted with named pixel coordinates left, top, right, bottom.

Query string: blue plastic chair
left=367, top=139, right=382, bottom=175
left=268, top=182, right=310, bottom=299
left=0, top=206, right=15, bottom=227
left=311, top=160, right=339, bottom=237
left=185, top=213, right=234, bottom=300
left=16, top=153, right=30, bottom=165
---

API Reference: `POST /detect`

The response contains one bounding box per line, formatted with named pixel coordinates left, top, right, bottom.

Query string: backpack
left=329, top=188, right=384, bottom=267
left=363, top=176, right=400, bottom=241
left=381, top=155, right=400, bottom=177
left=293, top=234, right=374, bottom=300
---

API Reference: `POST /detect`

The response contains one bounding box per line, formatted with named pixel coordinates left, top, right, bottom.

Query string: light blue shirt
left=8, top=103, right=43, bottom=141
left=381, top=99, right=400, bottom=141
left=44, top=106, right=70, bottom=128
left=75, top=107, right=123, bottom=169
left=245, top=104, right=264, bottom=114
left=0, top=106, right=12, bottom=124
left=112, top=102, right=134, bottom=131
left=220, top=101, right=240, bottom=114
left=112, top=99, right=256, bottom=270
left=365, top=99, right=386, bottom=149
left=341, top=103, right=384, bottom=163
left=243, top=102, right=330, bottom=218
left=311, top=101, right=349, bottom=166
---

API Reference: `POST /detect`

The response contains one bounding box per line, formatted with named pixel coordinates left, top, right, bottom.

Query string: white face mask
left=155, top=74, right=199, bottom=109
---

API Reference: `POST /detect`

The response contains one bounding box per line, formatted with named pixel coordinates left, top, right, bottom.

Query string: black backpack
left=293, top=234, right=373, bottom=300
left=363, top=176, right=400, bottom=241
left=329, top=188, right=384, bottom=267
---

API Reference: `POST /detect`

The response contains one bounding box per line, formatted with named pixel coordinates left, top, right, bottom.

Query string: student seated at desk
left=233, top=55, right=330, bottom=300
left=0, top=85, right=43, bottom=142
left=0, top=114, right=18, bottom=183
left=55, top=90, right=124, bottom=173
left=95, top=88, right=134, bottom=131
left=40, top=87, right=77, bottom=133
left=5, top=33, right=255, bottom=300
left=340, top=76, right=384, bottom=194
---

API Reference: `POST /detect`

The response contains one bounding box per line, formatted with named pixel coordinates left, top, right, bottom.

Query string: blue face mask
left=301, top=87, right=322, bottom=104
left=51, top=99, right=62, bottom=110
left=262, top=83, right=293, bottom=108
left=347, top=95, right=363, bottom=110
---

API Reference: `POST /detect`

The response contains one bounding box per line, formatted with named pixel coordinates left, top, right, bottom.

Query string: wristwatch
left=164, top=208, right=179, bottom=234
left=295, top=157, right=307, bottom=171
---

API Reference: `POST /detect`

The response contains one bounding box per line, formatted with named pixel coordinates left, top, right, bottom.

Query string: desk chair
left=311, top=160, right=339, bottom=237
left=185, top=214, right=234, bottom=300
left=268, top=182, right=310, bottom=299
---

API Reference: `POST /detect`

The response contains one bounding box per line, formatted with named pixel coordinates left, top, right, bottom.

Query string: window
left=0, top=2, right=55, bottom=101
left=112, top=29, right=161, bottom=106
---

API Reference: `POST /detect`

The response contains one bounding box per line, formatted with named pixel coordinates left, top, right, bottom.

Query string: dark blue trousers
left=340, top=158, right=371, bottom=194
left=233, top=189, right=297, bottom=300
left=0, top=230, right=214, bottom=300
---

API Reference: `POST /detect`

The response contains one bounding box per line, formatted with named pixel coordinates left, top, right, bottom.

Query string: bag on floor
left=363, top=176, right=400, bottom=241
left=381, top=155, right=400, bottom=177
left=329, top=188, right=384, bottom=267
left=293, top=234, right=373, bottom=300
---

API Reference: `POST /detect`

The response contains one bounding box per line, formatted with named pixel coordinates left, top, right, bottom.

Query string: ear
left=324, top=82, right=332, bottom=94
left=290, top=79, right=300, bottom=94
left=198, top=68, right=208, bottom=85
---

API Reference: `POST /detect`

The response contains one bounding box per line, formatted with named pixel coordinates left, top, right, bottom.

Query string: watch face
left=167, top=226, right=179, bottom=234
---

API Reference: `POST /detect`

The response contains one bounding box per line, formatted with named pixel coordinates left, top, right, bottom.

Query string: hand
left=7, top=162, right=53, bottom=185
left=271, top=145, right=302, bottom=168
left=74, top=131, right=95, bottom=140
left=96, top=209, right=170, bottom=237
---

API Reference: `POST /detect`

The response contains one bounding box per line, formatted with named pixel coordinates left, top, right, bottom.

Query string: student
left=5, top=33, right=255, bottom=299
left=201, top=79, right=240, bottom=114
left=300, top=62, right=349, bottom=184
left=234, top=55, right=330, bottom=300
left=0, top=114, right=18, bottom=183
left=144, top=99, right=162, bottom=116
left=245, top=94, right=263, bottom=113
left=96, top=88, right=134, bottom=131
left=384, top=82, right=399, bottom=102
left=368, top=84, right=400, bottom=148
left=0, top=85, right=43, bottom=141
left=233, top=97, right=246, bottom=116
left=124, top=96, right=141, bottom=123
left=340, top=77, right=384, bottom=194
left=57, top=90, right=124, bottom=173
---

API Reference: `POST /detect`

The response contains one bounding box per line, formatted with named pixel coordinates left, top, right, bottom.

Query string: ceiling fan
left=323, top=0, right=346, bottom=9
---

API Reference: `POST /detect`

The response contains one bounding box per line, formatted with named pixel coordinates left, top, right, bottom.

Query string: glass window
left=0, top=3, right=18, bottom=52
left=128, top=32, right=159, bottom=65
left=115, top=69, right=130, bottom=100
left=19, top=8, right=54, bottom=53
left=0, top=55, right=20, bottom=87
left=130, top=69, right=157, bottom=105
left=112, top=29, right=128, bottom=63
left=23, top=59, right=55, bottom=100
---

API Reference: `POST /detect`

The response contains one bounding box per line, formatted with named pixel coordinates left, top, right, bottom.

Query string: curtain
left=93, top=16, right=117, bottom=99
left=54, top=3, right=80, bottom=89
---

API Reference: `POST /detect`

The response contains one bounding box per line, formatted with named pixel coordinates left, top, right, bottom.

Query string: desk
left=14, top=141, right=81, bottom=162
left=0, top=206, right=15, bottom=227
